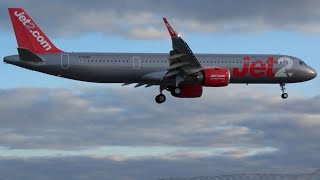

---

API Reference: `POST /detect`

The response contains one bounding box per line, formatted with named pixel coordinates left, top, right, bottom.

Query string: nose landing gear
left=280, top=83, right=288, bottom=99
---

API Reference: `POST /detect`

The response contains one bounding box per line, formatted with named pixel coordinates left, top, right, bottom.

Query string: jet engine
left=198, top=68, right=230, bottom=87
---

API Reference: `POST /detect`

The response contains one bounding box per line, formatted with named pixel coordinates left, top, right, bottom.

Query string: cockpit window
left=300, top=61, right=306, bottom=65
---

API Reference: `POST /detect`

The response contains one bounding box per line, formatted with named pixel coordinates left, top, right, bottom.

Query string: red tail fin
left=8, top=8, right=63, bottom=54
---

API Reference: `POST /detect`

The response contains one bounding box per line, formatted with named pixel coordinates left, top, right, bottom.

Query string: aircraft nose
left=295, top=65, right=317, bottom=82
left=307, top=66, right=317, bottom=80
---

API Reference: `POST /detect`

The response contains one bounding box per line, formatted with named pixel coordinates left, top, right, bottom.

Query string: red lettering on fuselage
left=233, top=56, right=250, bottom=77
left=266, top=57, right=275, bottom=77
left=233, top=57, right=275, bottom=77
left=250, top=60, right=266, bottom=77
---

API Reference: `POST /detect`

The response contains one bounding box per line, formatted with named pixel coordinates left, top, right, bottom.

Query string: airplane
left=3, top=8, right=317, bottom=104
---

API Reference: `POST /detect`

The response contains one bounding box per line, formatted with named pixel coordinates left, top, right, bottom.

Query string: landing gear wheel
left=171, top=87, right=181, bottom=97
left=155, top=94, right=166, bottom=104
left=281, top=93, right=288, bottom=99
left=174, top=87, right=181, bottom=95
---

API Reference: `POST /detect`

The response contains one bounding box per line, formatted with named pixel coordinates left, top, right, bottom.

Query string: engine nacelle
left=173, top=84, right=203, bottom=98
left=199, top=68, right=230, bottom=87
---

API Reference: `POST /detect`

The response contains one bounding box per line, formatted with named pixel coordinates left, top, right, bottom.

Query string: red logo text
left=233, top=57, right=275, bottom=77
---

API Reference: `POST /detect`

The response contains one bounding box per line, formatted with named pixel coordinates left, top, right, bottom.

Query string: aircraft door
left=61, top=54, right=70, bottom=69
left=133, top=56, right=140, bottom=69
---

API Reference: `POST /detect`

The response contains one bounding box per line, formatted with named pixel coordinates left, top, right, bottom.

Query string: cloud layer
left=1, top=0, right=320, bottom=39
left=0, top=85, right=315, bottom=151
left=0, top=85, right=319, bottom=179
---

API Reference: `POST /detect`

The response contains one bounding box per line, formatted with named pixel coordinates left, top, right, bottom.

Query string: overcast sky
left=1, top=0, right=320, bottom=180
left=2, top=0, right=320, bottom=38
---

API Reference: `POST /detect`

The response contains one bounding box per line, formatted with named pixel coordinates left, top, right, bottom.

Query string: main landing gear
left=170, top=87, right=181, bottom=97
left=155, top=86, right=181, bottom=104
left=155, top=85, right=167, bottom=104
left=155, top=94, right=166, bottom=104
left=280, top=83, right=288, bottom=99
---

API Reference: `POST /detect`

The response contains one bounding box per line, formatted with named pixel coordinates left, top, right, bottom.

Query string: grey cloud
left=0, top=85, right=319, bottom=151
left=0, top=85, right=320, bottom=178
left=1, top=86, right=265, bottom=149
left=1, top=0, right=320, bottom=39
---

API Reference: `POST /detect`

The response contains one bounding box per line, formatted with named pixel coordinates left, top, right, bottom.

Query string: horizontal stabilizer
left=18, top=48, right=43, bottom=62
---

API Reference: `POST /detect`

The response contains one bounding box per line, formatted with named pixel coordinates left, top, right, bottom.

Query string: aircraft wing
left=163, top=18, right=202, bottom=78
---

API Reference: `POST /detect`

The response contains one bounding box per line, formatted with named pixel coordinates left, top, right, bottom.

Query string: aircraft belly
left=59, top=65, right=159, bottom=83
left=230, top=75, right=297, bottom=84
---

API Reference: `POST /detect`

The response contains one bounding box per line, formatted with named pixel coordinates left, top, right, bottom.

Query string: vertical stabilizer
left=8, top=8, right=63, bottom=54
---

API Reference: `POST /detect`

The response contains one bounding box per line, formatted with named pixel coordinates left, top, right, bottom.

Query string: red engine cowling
left=201, top=68, right=230, bottom=87
left=174, top=84, right=203, bottom=98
